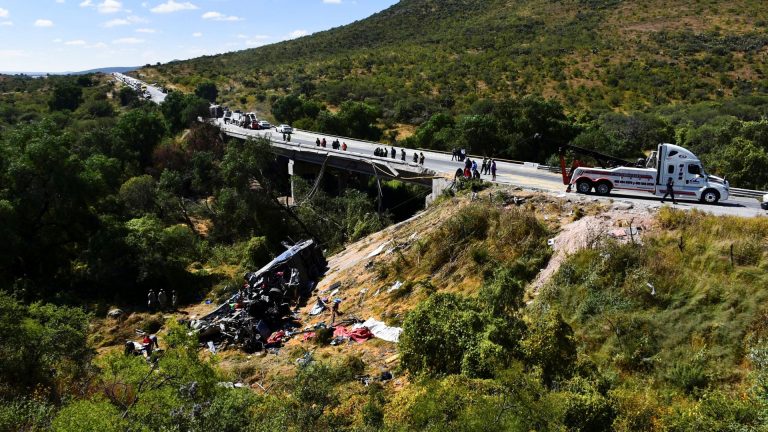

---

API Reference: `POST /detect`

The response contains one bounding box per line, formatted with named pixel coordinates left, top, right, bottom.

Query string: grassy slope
left=141, top=0, right=768, bottom=114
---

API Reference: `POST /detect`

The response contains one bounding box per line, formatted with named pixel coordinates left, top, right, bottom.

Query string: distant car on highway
left=258, top=120, right=271, bottom=129
left=275, top=124, right=293, bottom=134
left=762, top=194, right=768, bottom=210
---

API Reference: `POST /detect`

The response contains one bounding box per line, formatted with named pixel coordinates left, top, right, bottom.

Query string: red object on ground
left=333, top=326, right=374, bottom=342
left=267, top=330, right=286, bottom=344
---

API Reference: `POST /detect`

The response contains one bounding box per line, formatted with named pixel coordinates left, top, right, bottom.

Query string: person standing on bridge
left=322, top=138, right=327, bottom=148
left=413, top=152, right=418, bottom=163
left=390, top=147, right=396, bottom=159
left=481, top=158, right=488, bottom=175
left=342, top=142, right=347, bottom=151
left=316, top=138, right=321, bottom=147
left=491, top=159, right=497, bottom=181
left=401, top=149, right=406, bottom=161
left=451, top=149, right=457, bottom=161
left=419, top=152, right=425, bottom=165
left=471, top=159, right=478, bottom=173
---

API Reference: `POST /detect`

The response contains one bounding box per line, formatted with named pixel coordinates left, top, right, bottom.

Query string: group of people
left=373, top=146, right=425, bottom=165
left=147, top=289, right=177, bottom=312
left=315, top=137, right=348, bottom=151
left=451, top=148, right=468, bottom=162
left=456, top=156, right=497, bottom=182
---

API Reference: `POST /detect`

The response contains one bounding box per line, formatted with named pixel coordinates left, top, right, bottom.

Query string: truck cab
left=653, top=144, right=729, bottom=204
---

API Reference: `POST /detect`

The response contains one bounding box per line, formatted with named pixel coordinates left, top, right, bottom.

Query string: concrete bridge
left=216, top=121, right=451, bottom=205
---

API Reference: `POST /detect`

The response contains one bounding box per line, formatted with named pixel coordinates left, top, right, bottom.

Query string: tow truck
left=559, top=143, right=730, bottom=204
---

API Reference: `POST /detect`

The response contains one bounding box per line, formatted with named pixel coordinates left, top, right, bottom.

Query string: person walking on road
left=661, top=177, right=678, bottom=204
left=342, top=142, right=347, bottom=151
left=321, top=138, right=327, bottom=148
left=401, top=149, right=406, bottom=161
left=481, top=158, right=488, bottom=175
left=391, top=147, right=396, bottom=159
left=419, top=152, right=425, bottom=165
left=491, top=159, right=497, bottom=181
left=413, top=152, right=418, bottom=163
left=316, top=138, right=321, bottom=147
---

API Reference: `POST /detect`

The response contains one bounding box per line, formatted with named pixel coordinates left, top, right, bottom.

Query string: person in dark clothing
left=451, top=149, right=457, bottom=161
left=401, top=149, right=406, bottom=161
left=481, top=158, right=488, bottom=175
left=473, top=168, right=480, bottom=179
left=661, top=177, right=677, bottom=204
left=464, top=158, right=471, bottom=170
left=491, top=160, right=497, bottom=181
left=419, top=152, right=425, bottom=165
left=390, top=147, right=396, bottom=159
left=316, top=138, right=321, bottom=146
left=321, top=138, right=327, bottom=148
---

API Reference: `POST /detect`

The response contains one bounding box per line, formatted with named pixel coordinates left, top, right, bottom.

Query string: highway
left=218, top=120, right=766, bottom=218
left=113, top=73, right=766, bottom=218
left=113, top=72, right=167, bottom=103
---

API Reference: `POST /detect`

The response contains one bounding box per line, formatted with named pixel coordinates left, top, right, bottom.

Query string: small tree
left=49, top=82, right=83, bottom=111
left=195, top=81, right=218, bottom=103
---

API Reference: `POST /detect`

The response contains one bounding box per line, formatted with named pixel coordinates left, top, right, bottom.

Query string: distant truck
left=560, top=143, right=730, bottom=204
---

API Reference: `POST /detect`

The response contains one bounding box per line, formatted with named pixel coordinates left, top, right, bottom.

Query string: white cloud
left=113, top=37, right=144, bottom=44
left=0, top=8, right=9, bottom=18
left=34, top=19, right=54, bottom=27
left=236, top=34, right=247, bottom=39
left=202, top=11, right=243, bottom=21
left=97, top=0, right=122, bottom=13
left=192, top=31, right=202, bottom=37
left=103, top=18, right=128, bottom=27
left=135, top=28, right=156, bottom=33
left=288, top=29, right=308, bottom=39
left=1, top=21, right=13, bottom=26
left=80, top=0, right=122, bottom=13
left=65, top=39, right=87, bottom=45
left=91, top=42, right=108, bottom=48
left=150, top=0, right=197, bottom=13
left=56, top=0, right=65, bottom=3
left=53, top=38, right=63, bottom=43
left=323, top=0, right=342, bottom=3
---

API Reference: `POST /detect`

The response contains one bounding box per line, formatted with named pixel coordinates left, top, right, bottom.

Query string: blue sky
left=0, top=0, right=399, bottom=72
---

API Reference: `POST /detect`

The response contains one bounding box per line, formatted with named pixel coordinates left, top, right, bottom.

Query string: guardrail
left=536, top=165, right=766, bottom=200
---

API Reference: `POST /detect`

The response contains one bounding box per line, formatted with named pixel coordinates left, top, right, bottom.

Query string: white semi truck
left=559, top=143, right=730, bottom=204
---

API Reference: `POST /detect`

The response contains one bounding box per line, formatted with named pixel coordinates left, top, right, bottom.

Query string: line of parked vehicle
left=211, top=105, right=293, bottom=135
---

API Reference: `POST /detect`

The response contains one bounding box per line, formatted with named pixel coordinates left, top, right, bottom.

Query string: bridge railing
left=220, top=124, right=437, bottom=176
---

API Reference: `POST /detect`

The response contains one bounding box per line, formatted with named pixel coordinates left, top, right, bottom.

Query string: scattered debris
left=353, top=318, right=403, bottom=343
left=387, top=281, right=403, bottom=293
left=189, top=240, right=327, bottom=353
left=107, top=308, right=124, bottom=319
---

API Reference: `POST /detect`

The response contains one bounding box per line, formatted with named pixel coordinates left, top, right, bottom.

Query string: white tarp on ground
left=353, top=318, right=403, bottom=343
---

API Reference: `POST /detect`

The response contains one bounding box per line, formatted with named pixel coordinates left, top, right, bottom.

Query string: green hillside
left=138, top=0, right=768, bottom=190
left=145, top=0, right=768, bottom=114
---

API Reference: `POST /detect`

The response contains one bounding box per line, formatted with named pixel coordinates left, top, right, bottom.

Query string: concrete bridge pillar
left=426, top=177, right=450, bottom=206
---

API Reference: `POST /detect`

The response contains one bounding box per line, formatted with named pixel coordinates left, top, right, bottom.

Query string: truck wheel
left=576, top=179, right=593, bottom=194
left=701, top=189, right=720, bottom=204
left=596, top=181, right=612, bottom=196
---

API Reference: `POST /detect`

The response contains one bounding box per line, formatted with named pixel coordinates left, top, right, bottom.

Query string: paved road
left=216, top=120, right=766, bottom=217
left=112, top=72, right=167, bottom=103
left=116, top=74, right=765, bottom=218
